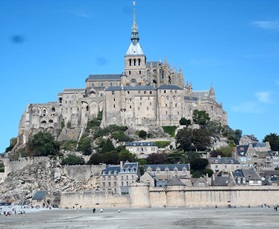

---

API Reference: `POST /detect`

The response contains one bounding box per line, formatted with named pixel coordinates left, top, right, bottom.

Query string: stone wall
left=61, top=185, right=279, bottom=209
left=61, top=191, right=130, bottom=209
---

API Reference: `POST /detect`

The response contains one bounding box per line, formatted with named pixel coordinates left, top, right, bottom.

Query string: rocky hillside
left=0, top=159, right=101, bottom=205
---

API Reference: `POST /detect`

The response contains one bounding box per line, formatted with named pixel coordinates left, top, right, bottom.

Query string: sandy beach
left=1, top=206, right=279, bottom=229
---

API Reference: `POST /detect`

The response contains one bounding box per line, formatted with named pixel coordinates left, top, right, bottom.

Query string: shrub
left=77, top=137, right=92, bottom=155
left=138, top=130, right=147, bottom=139
left=111, top=131, right=132, bottom=142
left=61, top=154, right=85, bottom=165
left=162, top=126, right=177, bottom=137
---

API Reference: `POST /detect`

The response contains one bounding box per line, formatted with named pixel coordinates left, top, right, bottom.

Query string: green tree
left=77, top=137, right=92, bottom=155
left=192, top=129, right=211, bottom=151
left=119, top=149, right=137, bottom=162
left=146, top=153, right=168, bottom=164
left=61, top=154, right=85, bottom=165
left=179, top=117, right=191, bottom=126
left=102, top=151, right=119, bottom=164
left=176, top=128, right=211, bottom=152
left=138, top=130, right=147, bottom=139
left=263, top=133, right=279, bottom=151
left=176, top=128, right=193, bottom=151
left=87, top=153, right=102, bottom=165
left=27, top=132, right=60, bottom=156
left=192, top=110, right=210, bottom=126
left=100, top=138, right=115, bottom=154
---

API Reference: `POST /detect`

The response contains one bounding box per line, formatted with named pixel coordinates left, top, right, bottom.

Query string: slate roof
left=184, top=96, right=199, bottom=101
left=146, top=61, right=162, bottom=67
left=208, top=157, right=240, bottom=164
left=157, top=85, right=182, bottom=90
left=166, top=177, right=186, bottom=186
left=232, top=169, right=261, bottom=181
left=101, top=165, right=120, bottom=175
left=86, top=74, right=121, bottom=81
left=144, top=164, right=190, bottom=171
left=236, top=145, right=249, bottom=156
left=105, top=85, right=156, bottom=91
left=192, top=90, right=210, bottom=99
left=32, top=191, right=47, bottom=200
left=126, top=42, right=144, bottom=55
left=212, top=176, right=230, bottom=186
left=121, top=162, right=139, bottom=173
left=126, top=142, right=157, bottom=147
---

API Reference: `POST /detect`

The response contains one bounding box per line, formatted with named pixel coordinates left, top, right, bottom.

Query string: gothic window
left=86, top=106, right=89, bottom=111
left=138, top=58, right=141, bottom=66
left=129, top=59, right=132, bottom=66
left=51, top=107, right=55, bottom=112
left=129, top=71, right=131, bottom=75
left=134, top=59, right=136, bottom=66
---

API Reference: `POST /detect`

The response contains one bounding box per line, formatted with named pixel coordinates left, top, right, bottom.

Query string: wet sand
left=1, top=207, right=279, bottom=229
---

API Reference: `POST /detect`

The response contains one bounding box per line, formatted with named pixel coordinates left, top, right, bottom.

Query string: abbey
left=17, top=4, right=227, bottom=147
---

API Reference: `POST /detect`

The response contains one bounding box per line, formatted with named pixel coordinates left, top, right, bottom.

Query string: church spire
left=131, top=1, right=139, bottom=45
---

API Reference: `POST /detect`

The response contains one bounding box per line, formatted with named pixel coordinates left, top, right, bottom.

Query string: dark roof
left=32, top=191, right=47, bottom=200
left=86, top=74, right=121, bottom=82
left=232, top=169, right=261, bottom=181
left=121, top=162, right=139, bottom=173
left=146, top=61, right=162, bottom=67
left=126, top=142, right=157, bottom=147
left=251, top=142, right=267, bottom=148
left=166, top=177, right=186, bottom=186
left=101, top=165, right=120, bottom=175
left=157, top=85, right=182, bottom=90
left=208, top=157, right=240, bottom=164
left=105, top=85, right=156, bottom=91
left=236, top=145, right=249, bottom=156
left=184, top=96, right=198, bottom=101
left=212, top=177, right=230, bottom=186
left=144, top=164, right=190, bottom=171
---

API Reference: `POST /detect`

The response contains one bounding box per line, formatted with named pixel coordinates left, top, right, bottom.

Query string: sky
left=1, top=0, right=279, bottom=153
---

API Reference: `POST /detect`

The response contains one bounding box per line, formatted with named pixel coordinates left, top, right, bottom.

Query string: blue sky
left=1, top=0, right=279, bottom=153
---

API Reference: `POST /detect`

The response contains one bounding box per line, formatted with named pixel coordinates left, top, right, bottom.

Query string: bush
left=77, top=137, right=92, bottom=155
left=138, top=130, right=147, bottom=139
left=162, top=126, right=177, bottom=137
left=87, top=153, right=102, bottom=165
left=179, top=118, right=191, bottom=126
left=60, top=140, right=77, bottom=151
left=111, top=131, right=132, bottom=142
left=61, top=154, right=85, bottom=165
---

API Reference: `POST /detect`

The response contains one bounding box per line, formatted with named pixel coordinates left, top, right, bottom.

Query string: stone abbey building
left=16, top=4, right=227, bottom=148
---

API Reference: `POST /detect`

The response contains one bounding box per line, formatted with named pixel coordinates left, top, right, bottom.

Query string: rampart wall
left=61, top=184, right=279, bottom=209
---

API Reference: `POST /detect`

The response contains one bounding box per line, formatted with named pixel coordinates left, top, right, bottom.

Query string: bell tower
left=124, top=1, right=147, bottom=86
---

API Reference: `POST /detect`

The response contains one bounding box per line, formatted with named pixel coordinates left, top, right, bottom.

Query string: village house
left=140, top=164, right=191, bottom=187
left=232, top=169, right=262, bottom=186
left=125, top=141, right=158, bottom=158
left=207, top=156, right=240, bottom=173
left=100, top=161, right=140, bottom=195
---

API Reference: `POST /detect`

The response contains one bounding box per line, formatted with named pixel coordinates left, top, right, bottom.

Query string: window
left=112, top=91, right=115, bottom=95
left=138, top=58, right=141, bottom=66
left=134, top=59, right=136, bottom=66
left=129, top=71, right=131, bottom=75
left=129, top=59, right=132, bottom=66
left=127, top=91, right=130, bottom=94
left=144, top=91, right=146, bottom=94
left=150, top=91, right=152, bottom=94
left=139, top=70, right=141, bottom=74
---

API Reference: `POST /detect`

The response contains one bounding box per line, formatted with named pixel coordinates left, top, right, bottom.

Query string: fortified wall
left=61, top=184, right=279, bottom=209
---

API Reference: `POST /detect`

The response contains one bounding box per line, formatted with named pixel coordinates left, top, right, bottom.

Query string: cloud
left=251, top=20, right=279, bottom=30
left=231, top=102, right=263, bottom=114
left=256, top=91, right=271, bottom=103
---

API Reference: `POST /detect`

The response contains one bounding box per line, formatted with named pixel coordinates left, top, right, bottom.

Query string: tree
left=100, top=139, right=115, bottom=154
left=146, top=153, right=168, bottom=164
left=138, top=130, right=147, bottom=139
left=263, top=133, right=279, bottom=151
left=102, top=151, right=119, bottom=164
left=176, top=128, right=211, bottom=152
left=61, top=154, right=85, bottom=165
left=192, top=110, right=210, bottom=126
left=27, top=132, right=60, bottom=156
left=77, top=137, right=92, bottom=155
left=179, top=117, right=191, bottom=126
left=192, top=129, right=211, bottom=151
left=87, top=153, right=102, bottom=165
left=119, top=149, right=137, bottom=162
left=176, top=128, right=194, bottom=151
